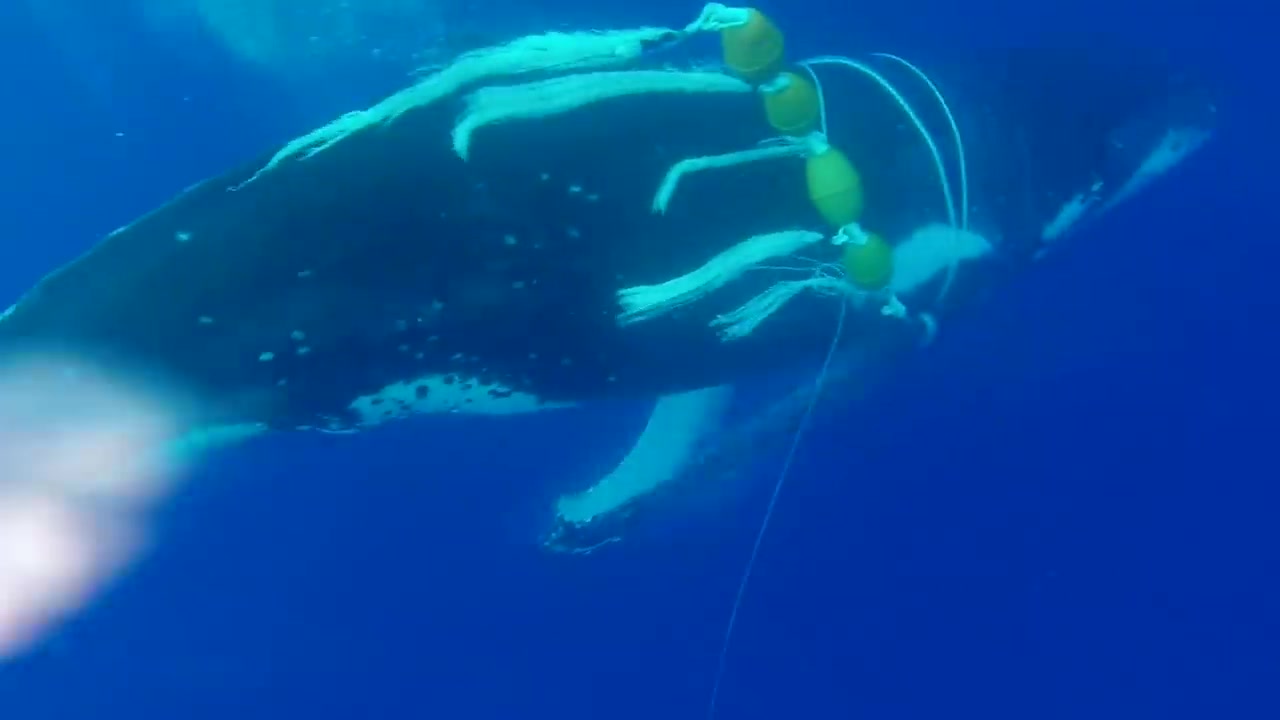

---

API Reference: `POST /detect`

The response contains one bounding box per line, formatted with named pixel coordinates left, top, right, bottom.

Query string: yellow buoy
left=842, top=233, right=895, bottom=291
left=762, top=71, right=821, bottom=136
left=720, top=9, right=785, bottom=84
left=805, top=147, right=864, bottom=228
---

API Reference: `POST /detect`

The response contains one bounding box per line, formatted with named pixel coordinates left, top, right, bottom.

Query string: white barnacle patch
left=504, top=234, right=518, bottom=246
left=258, top=352, right=275, bottom=362
left=197, top=315, right=214, bottom=325
left=296, top=346, right=311, bottom=356
left=290, top=330, right=306, bottom=341
left=347, top=374, right=570, bottom=424
left=565, top=226, right=581, bottom=238
left=568, top=184, right=583, bottom=194
left=175, top=230, right=193, bottom=243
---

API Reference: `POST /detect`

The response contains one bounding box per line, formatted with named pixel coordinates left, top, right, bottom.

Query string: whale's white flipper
left=549, top=385, right=734, bottom=550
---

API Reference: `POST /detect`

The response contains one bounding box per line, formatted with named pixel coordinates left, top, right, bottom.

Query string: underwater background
left=0, top=0, right=1275, bottom=718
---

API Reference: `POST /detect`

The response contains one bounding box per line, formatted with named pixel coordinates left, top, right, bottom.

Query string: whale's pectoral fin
left=544, top=385, right=735, bottom=553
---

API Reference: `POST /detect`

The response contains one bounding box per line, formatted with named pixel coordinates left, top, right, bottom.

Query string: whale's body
left=0, top=23, right=1214, bottom=547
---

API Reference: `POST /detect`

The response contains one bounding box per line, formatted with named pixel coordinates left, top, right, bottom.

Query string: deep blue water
left=1, top=1, right=1276, bottom=718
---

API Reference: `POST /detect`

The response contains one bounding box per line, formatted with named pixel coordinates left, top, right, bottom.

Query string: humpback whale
left=0, top=5, right=1214, bottom=565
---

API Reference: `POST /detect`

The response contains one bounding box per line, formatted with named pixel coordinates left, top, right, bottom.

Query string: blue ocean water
left=1, top=1, right=1275, bottom=718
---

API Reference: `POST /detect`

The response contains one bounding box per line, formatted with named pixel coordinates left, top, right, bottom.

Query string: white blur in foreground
left=0, top=355, right=186, bottom=661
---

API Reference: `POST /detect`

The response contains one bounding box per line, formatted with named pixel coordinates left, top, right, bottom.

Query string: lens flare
left=0, top=355, right=183, bottom=660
